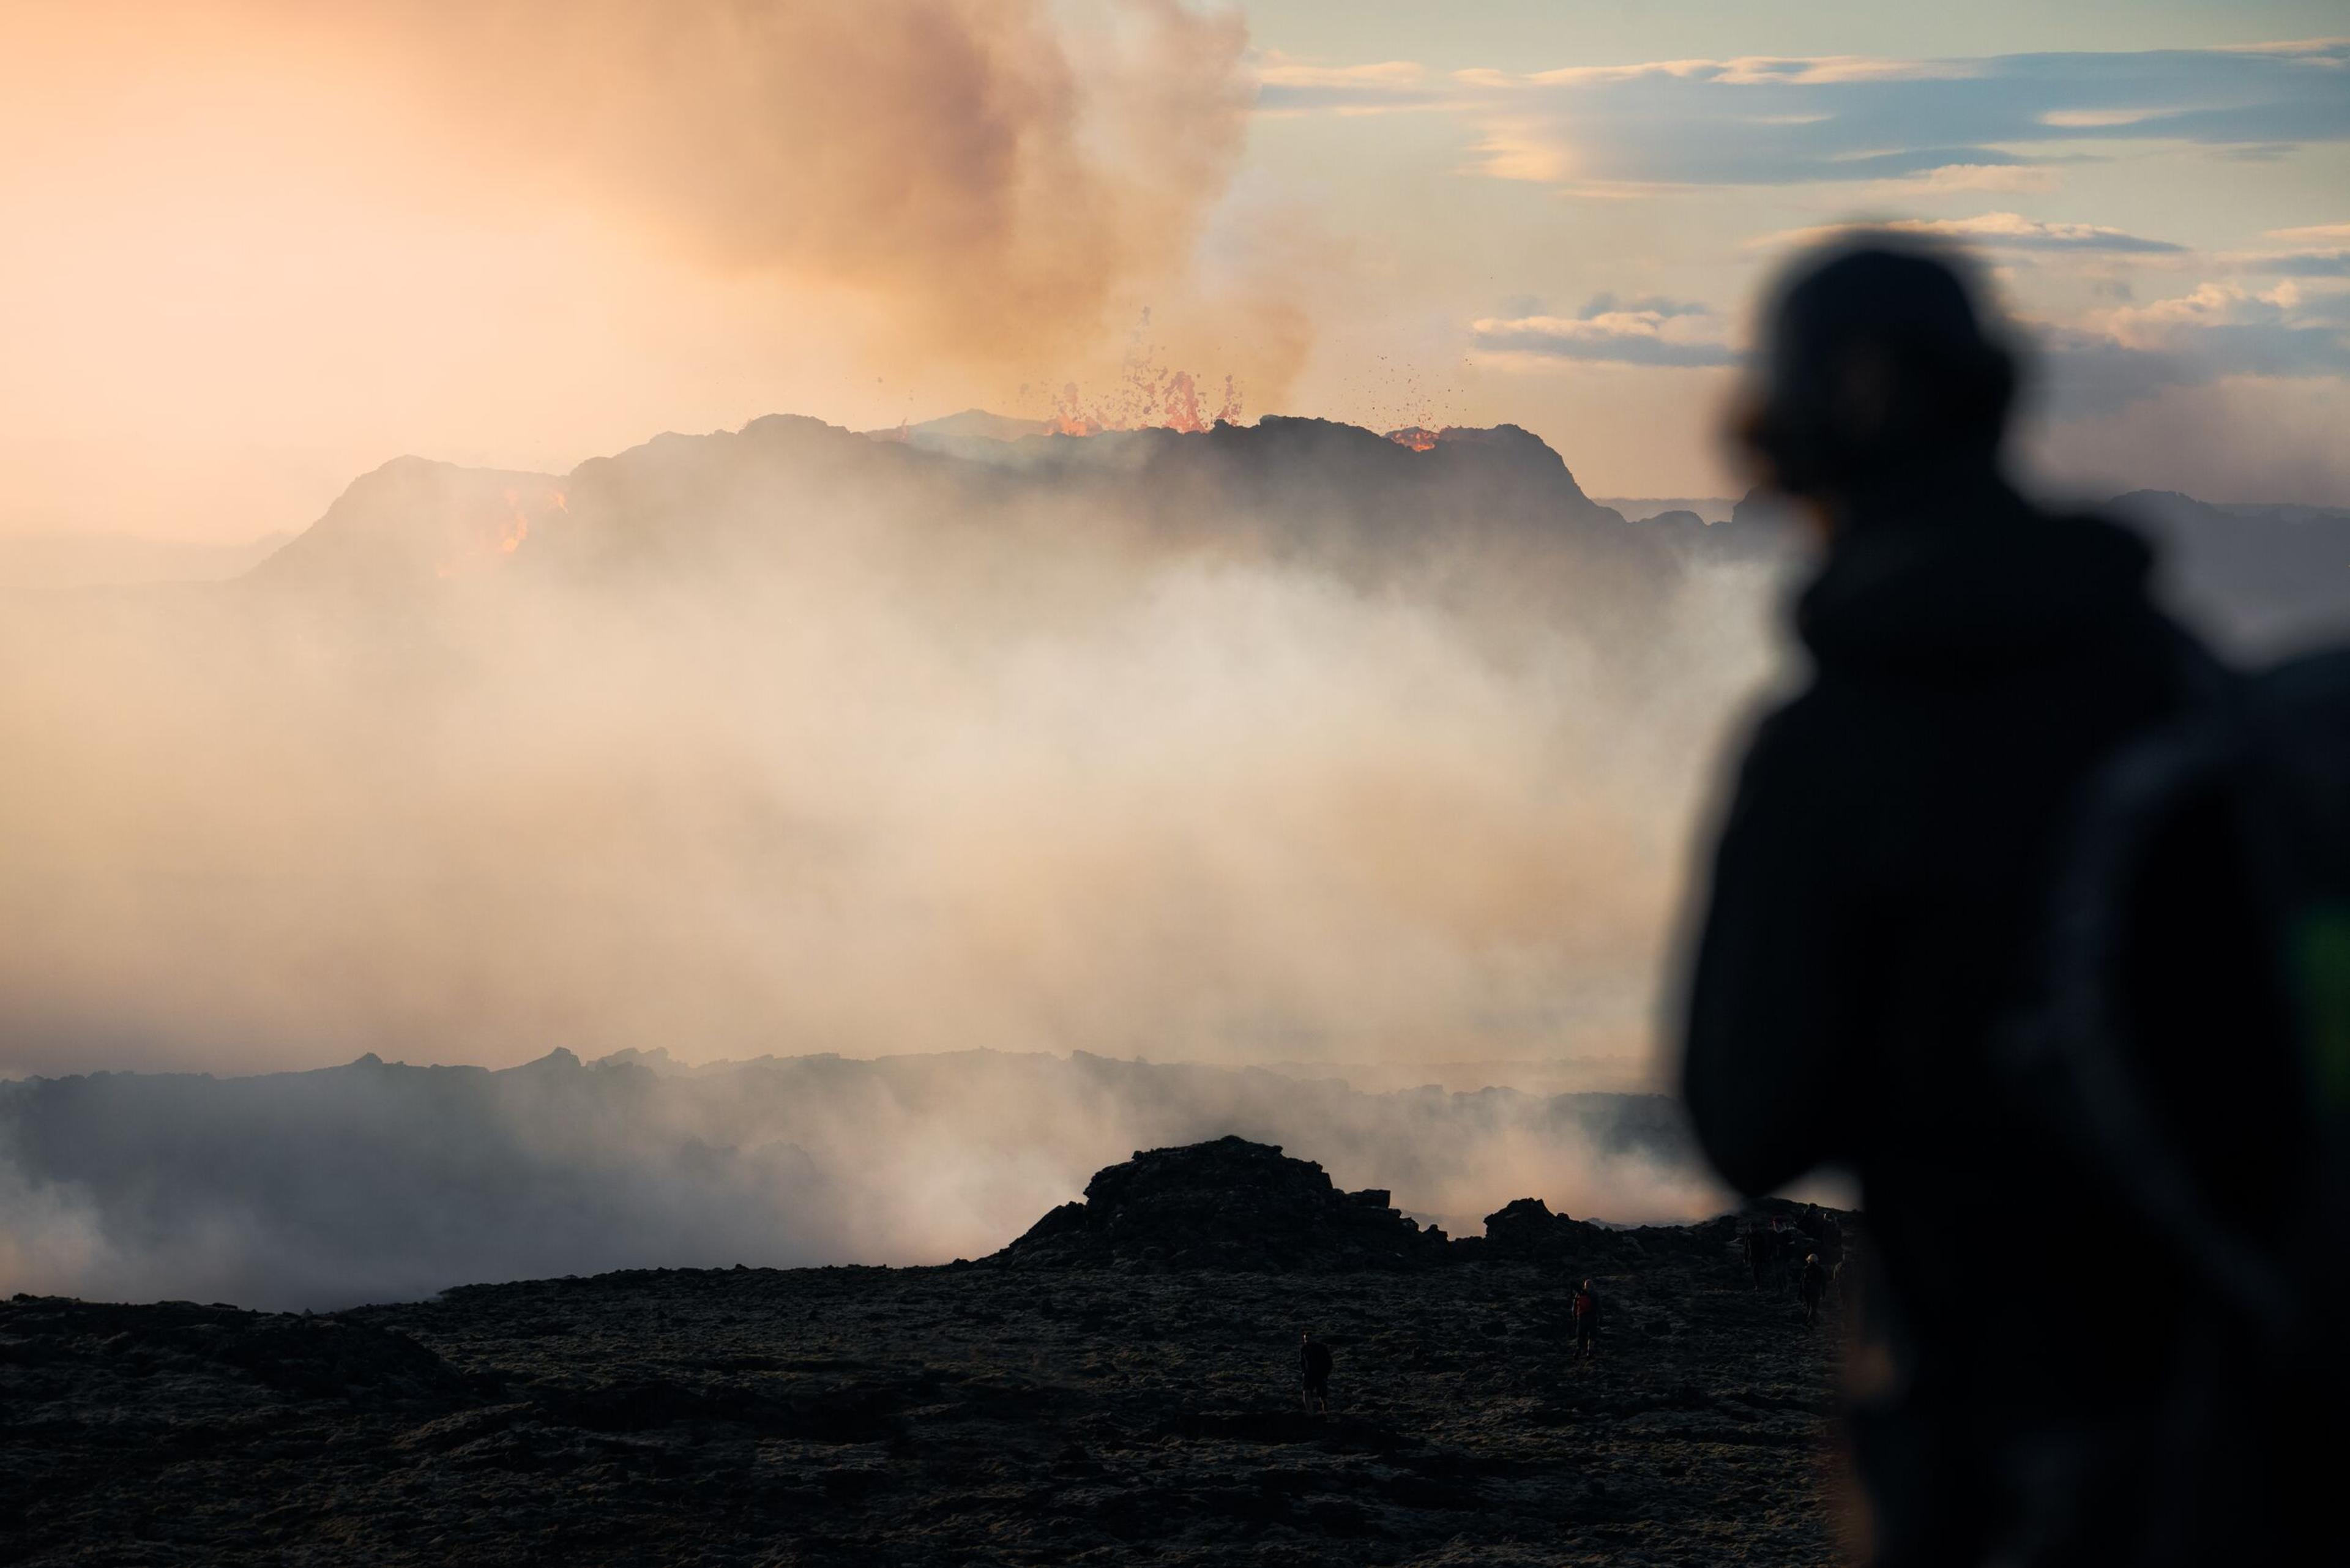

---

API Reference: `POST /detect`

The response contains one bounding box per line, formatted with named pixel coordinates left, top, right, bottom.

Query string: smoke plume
left=0, top=415, right=1799, bottom=1305
left=163, top=0, right=1259, bottom=371
left=0, top=420, right=1790, bottom=1081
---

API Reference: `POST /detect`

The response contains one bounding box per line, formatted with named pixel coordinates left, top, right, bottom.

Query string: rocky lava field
left=2, top=1140, right=1851, bottom=1566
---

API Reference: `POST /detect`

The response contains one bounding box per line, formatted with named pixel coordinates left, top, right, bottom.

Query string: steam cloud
left=0, top=427, right=1787, bottom=1079
left=0, top=411, right=1805, bottom=1305
left=144, top=0, right=1265, bottom=374
left=0, top=1049, right=1719, bottom=1310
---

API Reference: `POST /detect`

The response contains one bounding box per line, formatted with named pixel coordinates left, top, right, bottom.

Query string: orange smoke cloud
left=0, top=1, right=1308, bottom=546
left=343, top=0, right=1257, bottom=367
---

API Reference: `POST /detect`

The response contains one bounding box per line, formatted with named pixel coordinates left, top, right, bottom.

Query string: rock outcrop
left=993, top=1137, right=1855, bottom=1277
left=994, top=1137, right=1452, bottom=1272
left=1460, top=1197, right=1625, bottom=1264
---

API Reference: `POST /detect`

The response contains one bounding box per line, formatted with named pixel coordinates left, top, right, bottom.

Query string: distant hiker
left=1801, top=1254, right=1829, bottom=1326
left=1741, top=1226, right=1770, bottom=1291
left=1572, top=1279, right=1602, bottom=1359
left=1299, top=1330, right=1333, bottom=1414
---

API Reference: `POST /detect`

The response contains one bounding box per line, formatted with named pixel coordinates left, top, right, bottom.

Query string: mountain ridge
left=237, top=416, right=2350, bottom=655
left=237, top=413, right=1646, bottom=591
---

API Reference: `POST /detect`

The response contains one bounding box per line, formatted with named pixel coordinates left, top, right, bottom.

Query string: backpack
left=2004, top=642, right=2350, bottom=1557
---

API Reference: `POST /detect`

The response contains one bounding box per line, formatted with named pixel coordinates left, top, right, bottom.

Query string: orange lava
left=1046, top=333, right=1244, bottom=436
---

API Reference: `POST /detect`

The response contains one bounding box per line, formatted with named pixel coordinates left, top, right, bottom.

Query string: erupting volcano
left=1034, top=316, right=1251, bottom=436
left=1048, top=368, right=1244, bottom=436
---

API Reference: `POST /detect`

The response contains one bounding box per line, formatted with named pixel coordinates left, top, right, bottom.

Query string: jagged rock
left=991, top=1139, right=1816, bottom=1275
left=1477, top=1197, right=1624, bottom=1263
left=993, top=1136, right=1451, bottom=1272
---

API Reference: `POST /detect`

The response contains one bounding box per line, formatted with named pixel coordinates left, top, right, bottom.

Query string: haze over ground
left=4, top=409, right=2342, bottom=1308
left=1, top=2, right=2344, bottom=1305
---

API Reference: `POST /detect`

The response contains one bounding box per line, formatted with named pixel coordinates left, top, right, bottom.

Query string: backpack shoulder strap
left=2002, top=640, right=2303, bottom=1342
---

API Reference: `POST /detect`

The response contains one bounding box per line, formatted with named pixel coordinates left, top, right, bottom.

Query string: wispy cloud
left=1255, top=56, right=1429, bottom=91
left=2236, top=223, right=2350, bottom=277
left=1469, top=299, right=1736, bottom=369
left=1576, top=293, right=1710, bottom=319
left=1753, top=212, right=2187, bottom=255
left=2264, top=253, right=2350, bottom=277
left=1868, top=163, right=2066, bottom=196
left=1251, top=53, right=1447, bottom=116
left=1258, top=40, right=2350, bottom=190
left=2041, top=280, right=2350, bottom=414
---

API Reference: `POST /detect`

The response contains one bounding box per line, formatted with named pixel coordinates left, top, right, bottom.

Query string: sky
left=1, top=0, right=2346, bottom=543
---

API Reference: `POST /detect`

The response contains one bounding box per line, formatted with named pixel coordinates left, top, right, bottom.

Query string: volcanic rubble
left=1, top=1137, right=1854, bottom=1566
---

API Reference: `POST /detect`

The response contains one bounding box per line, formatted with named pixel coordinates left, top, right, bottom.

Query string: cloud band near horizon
left=1258, top=39, right=2350, bottom=190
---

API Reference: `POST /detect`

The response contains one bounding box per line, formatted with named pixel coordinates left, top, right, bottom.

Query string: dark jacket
left=1679, top=475, right=2192, bottom=1562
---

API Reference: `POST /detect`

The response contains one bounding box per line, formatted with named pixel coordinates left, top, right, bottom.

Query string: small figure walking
left=1742, top=1225, right=1773, bottom=1291
left=1299, top=1330, right=1333, bottom=1414
left=1801, top=1253, right=1830, bottom=1325
left=1572, top=1278, right=1602, bottom=1361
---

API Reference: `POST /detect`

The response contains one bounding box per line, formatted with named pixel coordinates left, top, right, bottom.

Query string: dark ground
left=2, top=1144, right=1850, bottom=1566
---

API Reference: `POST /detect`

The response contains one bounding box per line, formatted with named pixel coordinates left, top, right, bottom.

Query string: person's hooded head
left=1734, top=236, right=2020, bottom=508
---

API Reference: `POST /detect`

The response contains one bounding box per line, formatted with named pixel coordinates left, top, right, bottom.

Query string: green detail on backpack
left=2293, top=903, right=2350, bottom=1113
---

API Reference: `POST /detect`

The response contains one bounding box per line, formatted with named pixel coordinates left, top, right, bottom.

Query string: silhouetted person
left=1802, top=1254, right=1829, bottom=1326
left=1742, top=1225, right=1772, bottom=1291
left=1299, top=1329, right=1333, bottom=1414
left=1678, top=237, right=2210, bottom=1566
left=1572, top=1278, right=1602, bottom=1359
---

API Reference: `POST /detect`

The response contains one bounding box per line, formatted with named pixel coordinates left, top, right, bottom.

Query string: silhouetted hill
left=244, top=454, right=569, bottom=592
left=2107, top=489, right=2350, bottom=655
left=887, top=407, right=1056, bottom=455
left=234, top=416, right=1760, bottom=638
left=230, top=415, right=2344, bottom=657
left=520, top=415, right=1677, bottom=628
left=998, top=1136, right=1455, bottom=1271
left=1595, top=497, right=1740, bottom=525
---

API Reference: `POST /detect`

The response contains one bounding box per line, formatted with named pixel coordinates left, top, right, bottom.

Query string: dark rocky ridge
left=232, top=413, right=1788, bottom=665
left=232, top=410, right=2350, bottom=664
left=996, top=1138, right=1829, bottom=1278
left=999, top=1136, right=1457, bottom=1271
left=3, top=1138, right=1856, bottom=1565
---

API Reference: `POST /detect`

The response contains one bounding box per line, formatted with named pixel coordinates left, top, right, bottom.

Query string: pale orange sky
left=3, top=1, right=2346, bottom=543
